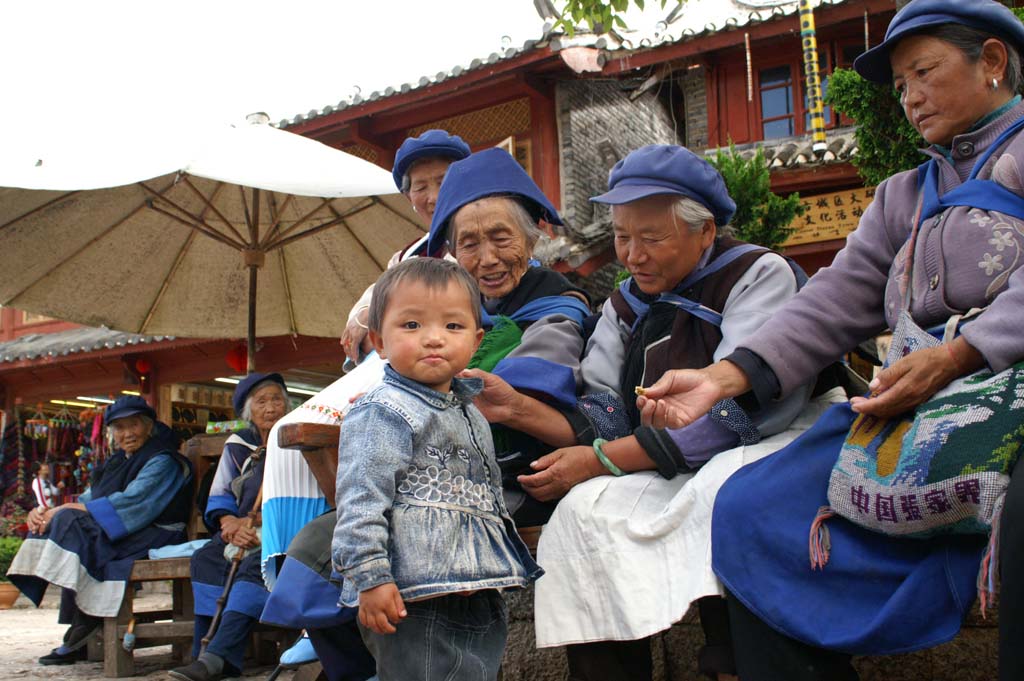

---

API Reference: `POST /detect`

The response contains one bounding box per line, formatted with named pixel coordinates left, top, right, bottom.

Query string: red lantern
left=225, top=345, right=248, bottom=373
left=134, top=358, right=152, bottom=375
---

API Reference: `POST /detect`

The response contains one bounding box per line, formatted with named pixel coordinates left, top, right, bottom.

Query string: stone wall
left=681, top=65, right=709, bottom=153
left=553, top=79, right=679, bottom=303
left=498, top=586, right=998, bottom=681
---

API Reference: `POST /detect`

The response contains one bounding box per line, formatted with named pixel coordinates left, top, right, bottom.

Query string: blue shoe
left=279, top=635, right=318, bottom=667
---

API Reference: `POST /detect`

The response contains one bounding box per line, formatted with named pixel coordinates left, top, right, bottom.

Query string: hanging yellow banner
left=783, top=186, right=877, bottom=247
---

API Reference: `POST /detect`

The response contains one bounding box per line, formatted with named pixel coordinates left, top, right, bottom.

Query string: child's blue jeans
left=358, top=589, right=508, bottom=681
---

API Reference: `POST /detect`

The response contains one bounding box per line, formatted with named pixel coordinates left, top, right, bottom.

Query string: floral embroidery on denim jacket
left=332, top=364, right=542, bottom=607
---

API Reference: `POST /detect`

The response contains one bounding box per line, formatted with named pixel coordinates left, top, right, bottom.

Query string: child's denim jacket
left=332, top=364, right=542, bottom=606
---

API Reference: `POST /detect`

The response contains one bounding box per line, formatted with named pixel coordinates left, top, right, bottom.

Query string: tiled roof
left=278, top=29, right=599, bottom=129
left=706, top=126, right=860, bottom=169
left=281, top=0, right=853, bottom=129
left=0, top=327, right=174, bottom=364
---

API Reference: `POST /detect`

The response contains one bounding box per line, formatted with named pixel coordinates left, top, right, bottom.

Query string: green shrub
left=823, top=68, right=923, bottom=187
left=0, top=537, right=24, bottom=582
left=709, top=144, right=805, bottom=249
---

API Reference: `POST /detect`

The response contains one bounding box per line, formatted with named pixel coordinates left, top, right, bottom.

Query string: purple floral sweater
left=739, top=101, right=1024, bottom=396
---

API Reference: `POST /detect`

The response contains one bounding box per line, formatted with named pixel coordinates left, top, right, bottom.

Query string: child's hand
left=358, top=583, right=407, bottom=634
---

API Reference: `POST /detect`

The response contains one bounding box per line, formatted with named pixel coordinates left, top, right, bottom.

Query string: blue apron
left=712, top=117, right=1024, bottom=654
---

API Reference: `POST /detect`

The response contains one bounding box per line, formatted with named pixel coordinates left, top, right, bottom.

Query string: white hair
left=240, top=380, right=291, bottom=422
left=671, top=197, right=715, bottom=233
left=447, top=195, right=544, bottom=254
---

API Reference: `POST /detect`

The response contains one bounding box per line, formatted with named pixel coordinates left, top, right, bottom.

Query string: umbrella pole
left=244, top=251, right=265, bottom=373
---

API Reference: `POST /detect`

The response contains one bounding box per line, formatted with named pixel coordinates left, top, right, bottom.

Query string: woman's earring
left=993, top=78, right=1000, bottom=90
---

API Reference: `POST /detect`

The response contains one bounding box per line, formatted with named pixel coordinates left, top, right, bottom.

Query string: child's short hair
left=368, top=258, right=482, bottom=334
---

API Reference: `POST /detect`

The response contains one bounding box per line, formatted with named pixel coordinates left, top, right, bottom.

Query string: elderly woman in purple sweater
left=639, top=1, right=1024, bottom=679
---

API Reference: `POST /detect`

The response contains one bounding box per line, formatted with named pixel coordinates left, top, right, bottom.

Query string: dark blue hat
left=104, top=395, right=156, bottom=426
left=425, top=148, right=564, bottom=257
left=591, top=145, right=736, bottom=227
left=854, top=0, right=1024, bottom=84
left=233, top=372, right=287, bottom=417
left=392, top=130, right=471, bottom=190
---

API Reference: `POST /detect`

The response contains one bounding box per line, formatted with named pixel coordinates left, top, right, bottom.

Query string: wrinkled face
left=891, top=34, right=1006, bottom=147
left=370, top=279, right=484, bottom=393
left=612, top=195, right=715, bottom=295
left=248, top=384, right=287, bottom=433
left=406, top=158, right=454, bottom=224
left=110, top=415, right=153, bottom=454
left=450, top=197, right=532, bottom=299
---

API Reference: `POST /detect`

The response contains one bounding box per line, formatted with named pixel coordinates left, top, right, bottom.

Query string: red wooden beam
left=291, top=49, right=563, bottom=138
left=602, top=0, right=895, bottom=76
left=770, top=162, right=863, bottom=194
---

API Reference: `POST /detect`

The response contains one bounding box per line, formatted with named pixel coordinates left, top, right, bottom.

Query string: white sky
left=0, top=0, right=555, bottom=133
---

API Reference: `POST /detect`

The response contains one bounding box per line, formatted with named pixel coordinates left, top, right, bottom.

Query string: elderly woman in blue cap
left=339, top=129, right=472, bottom=366
left=466, top=144, right=822, bottom=681
left=635, top=1, right=1024, bottom=679
left=9, top=396, right=192, bottom=665
left=170, top=372, right=289, bottom=681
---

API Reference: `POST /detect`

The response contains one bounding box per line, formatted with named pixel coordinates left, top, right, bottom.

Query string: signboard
left=782, top=186, right=876, bottom=247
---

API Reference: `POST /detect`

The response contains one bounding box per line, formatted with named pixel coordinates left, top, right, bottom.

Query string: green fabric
left=467, top=316, right=523, bottom=373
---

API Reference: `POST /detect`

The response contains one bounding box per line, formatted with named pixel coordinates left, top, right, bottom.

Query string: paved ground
left=0, top=589, right=277, bottom=680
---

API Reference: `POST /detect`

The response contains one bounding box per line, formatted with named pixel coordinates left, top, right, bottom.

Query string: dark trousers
left=727, top=595, right=858, bottom=681
left=57, top=588, right=101, bottom=651
left=565, top=596, right=735, bottom=681
left=308, top=623, right=377, bottom=681
left=999, top=461, right=1024, bottom=681
left=191, top=611, right=255, bottom=673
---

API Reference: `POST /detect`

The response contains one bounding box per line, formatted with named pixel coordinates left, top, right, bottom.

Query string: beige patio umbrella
left=0, top=115, right=422, bottom=370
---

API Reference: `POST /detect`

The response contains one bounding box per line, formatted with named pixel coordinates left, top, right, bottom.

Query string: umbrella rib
left=260, top=197, right=334, bottom=248
left=264, top=200, right=378, bottom=254
left=139, top=181, right=247, bottom=250
left=147, top=202, right=246, bottom=251
left=2, top=184, right=169, bottom=305
left=239, top=185, right=256, bottom=246
left=319, top=200, right=388, bottom=270
left=376, top=197, right=429, bottom=234
left=277, top=248, right=298, bottom=335
left=181, top=177, right=247, bottom=245
left=262, top=193, right=296, bottom=246
left=0, top=191, right=81, bottom=232
left=140, top=229, right=198, bottom=333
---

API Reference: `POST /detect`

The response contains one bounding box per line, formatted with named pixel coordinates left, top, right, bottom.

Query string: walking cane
left=199, top=487, right=264, bottom=655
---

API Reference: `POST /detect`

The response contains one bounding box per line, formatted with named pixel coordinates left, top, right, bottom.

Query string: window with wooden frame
left=711, top=36, right=863, bottom=146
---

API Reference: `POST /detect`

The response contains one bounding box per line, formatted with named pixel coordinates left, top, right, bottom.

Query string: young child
left=31, top=462, right=63, bottom=509
left=332, top=258, right=541, bottom=681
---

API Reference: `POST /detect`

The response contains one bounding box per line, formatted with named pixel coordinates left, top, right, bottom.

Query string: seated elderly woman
left=465, top=145, right=832, bottom=681
left=638, top=2, right=1024, bottom=679
left=8, top=396, right=192, bottom=665
left=259, top=148, right=591, bottom=678
left=169, top=373, right=289, bottom=681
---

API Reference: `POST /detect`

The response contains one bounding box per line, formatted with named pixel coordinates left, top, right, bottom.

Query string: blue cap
left=590, top=145, right=736, bottom=227
left=854, top=0, right=1024, bottom=84
left=104, top=395, right=156, bottom=426
left=391, top=130, right=471, bottom=190
left=426, top=148, right=564, bottom=257
left=233, top=372, right=287, bottom=417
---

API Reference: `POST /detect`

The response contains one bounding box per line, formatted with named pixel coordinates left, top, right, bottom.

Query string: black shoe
left=38, top=646, right=87, bottom=665
left=168, top=660, right=223, bottom=681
